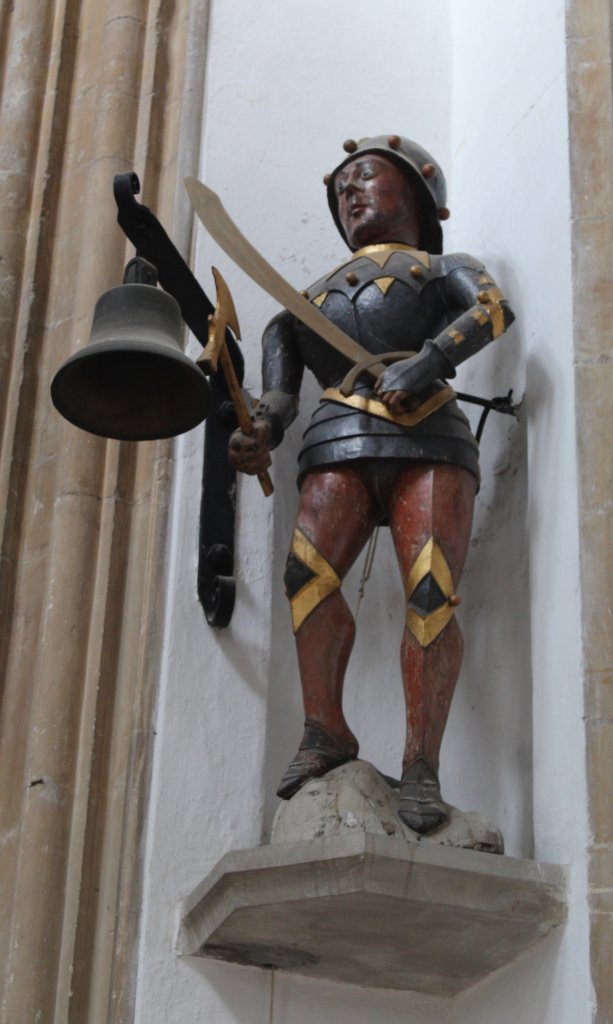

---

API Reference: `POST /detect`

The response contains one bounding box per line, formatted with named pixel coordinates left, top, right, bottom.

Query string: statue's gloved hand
left=374, top=340, right=456, bottom=413
left=228, top=417, right=272, bottom=475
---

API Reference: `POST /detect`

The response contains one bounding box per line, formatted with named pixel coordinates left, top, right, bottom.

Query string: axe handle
left=219, top=344, right=274, bottom=497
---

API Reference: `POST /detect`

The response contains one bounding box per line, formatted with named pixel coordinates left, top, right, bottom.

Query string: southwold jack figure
left=229, top=135, right=515, bottom=834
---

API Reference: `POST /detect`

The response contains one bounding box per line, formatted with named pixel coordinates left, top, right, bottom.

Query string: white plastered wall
left=133, top=2, right=591, bottom=1022
left=444, top=1, right=590, bottom=1020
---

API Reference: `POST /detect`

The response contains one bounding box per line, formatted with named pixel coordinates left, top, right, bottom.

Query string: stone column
left=0, top=1, right=209, bottom=1021
left=567, top=1, right=613, bottom=1021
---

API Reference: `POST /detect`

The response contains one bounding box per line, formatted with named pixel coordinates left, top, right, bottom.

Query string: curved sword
left=184, top=177, right=387, bottom=382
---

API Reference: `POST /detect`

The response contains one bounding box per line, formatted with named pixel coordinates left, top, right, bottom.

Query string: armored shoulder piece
left=434, top=252, right=485, bottom=277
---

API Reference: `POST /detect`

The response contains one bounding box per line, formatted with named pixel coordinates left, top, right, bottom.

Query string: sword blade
left=185, top=177, right=385, bottom=379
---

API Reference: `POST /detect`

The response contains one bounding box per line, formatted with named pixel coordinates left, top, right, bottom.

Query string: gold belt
left=320, top=385, right=456, bottom=427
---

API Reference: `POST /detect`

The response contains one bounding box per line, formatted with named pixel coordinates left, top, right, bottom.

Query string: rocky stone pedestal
left=271, top=760, right=505, bottom=853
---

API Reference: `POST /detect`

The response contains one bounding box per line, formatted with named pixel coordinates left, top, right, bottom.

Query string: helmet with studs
left=325, top=134, right=449, bottom=254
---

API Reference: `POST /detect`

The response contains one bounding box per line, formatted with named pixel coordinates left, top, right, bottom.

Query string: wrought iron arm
left=113, top=171, right=242, bottom=628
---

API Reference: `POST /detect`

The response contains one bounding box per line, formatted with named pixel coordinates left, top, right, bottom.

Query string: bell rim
left=51, top=340, right=212, bottom=441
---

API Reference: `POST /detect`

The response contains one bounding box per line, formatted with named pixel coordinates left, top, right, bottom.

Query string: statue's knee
left=405, top=536, right=460, bottom=648
left=284, top=528, right=341, bottom=633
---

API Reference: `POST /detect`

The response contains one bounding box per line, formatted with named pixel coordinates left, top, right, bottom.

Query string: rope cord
left=354, top=526, right=380, bottom=623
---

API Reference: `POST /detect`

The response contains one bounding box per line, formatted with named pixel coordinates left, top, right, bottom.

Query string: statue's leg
left=277, top=466, right=379, bottom=799
left=388, top=462, right=476, bottom=833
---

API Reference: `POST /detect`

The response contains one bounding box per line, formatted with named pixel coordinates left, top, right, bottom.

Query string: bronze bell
left=51, top=264, right=212, bottom=441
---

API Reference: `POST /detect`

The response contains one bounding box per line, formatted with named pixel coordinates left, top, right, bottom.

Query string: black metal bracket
left=456, top=389, right=518, bottom=442
left=113, top=172, right=242, bottom=628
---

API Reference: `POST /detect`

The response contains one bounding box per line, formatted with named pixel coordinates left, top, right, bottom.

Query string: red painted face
left=335, top=154, right=421, bottom=248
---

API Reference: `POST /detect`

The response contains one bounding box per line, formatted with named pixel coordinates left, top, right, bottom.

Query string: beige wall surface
left=567, top=1, right=613, bottom=1020
left=0, top=1, right=207, bottom=1021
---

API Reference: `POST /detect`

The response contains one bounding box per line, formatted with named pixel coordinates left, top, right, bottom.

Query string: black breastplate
left=295, top=245, right=448, bottom=388
left=286, top=244, right=481, bottom=485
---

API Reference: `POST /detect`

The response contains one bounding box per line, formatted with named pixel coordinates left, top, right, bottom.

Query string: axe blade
left=212, top=265, right=241, bottom=341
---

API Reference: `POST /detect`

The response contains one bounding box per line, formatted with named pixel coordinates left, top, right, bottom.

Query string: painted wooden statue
left=229, top=135, right=515, bottom=834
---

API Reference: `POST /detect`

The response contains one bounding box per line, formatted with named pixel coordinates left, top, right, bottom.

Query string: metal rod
left=268, top=967, right=276, bottom=1024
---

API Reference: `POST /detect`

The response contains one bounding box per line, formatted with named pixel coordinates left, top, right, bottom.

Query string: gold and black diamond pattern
left=285, top=528, right=341, bottom=634
left=405, top=538, right=456, bottom=647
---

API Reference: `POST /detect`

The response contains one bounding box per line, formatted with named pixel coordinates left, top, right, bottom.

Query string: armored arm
left=432, top=260, right=515, bottom=371
left=229, top=310, right=304, bottom=475
left=253, top=310, right=303, bottom=449
left=376, top=257, right=515, bottom=397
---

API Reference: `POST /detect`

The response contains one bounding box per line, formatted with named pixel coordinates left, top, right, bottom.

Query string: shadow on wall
left=444, top=282, right=536, bottom=859
left=448, top=400, right=533, bottom=857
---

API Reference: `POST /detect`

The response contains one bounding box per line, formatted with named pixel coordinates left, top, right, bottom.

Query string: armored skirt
left=296, top=380, right=480, bottom=487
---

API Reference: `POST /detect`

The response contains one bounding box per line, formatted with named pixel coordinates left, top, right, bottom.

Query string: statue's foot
left=398, top=757, right=448, bottom=834
left=277, top=718, right=358, bottom=800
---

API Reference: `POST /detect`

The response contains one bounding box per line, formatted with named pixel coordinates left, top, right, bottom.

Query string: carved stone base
left=271, top=760, right=504, bottom=853
left=178, top=832, right=566, bottom=994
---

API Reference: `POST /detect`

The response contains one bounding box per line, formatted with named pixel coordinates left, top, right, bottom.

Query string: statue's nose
left=345, top=178, right=363, bottom=196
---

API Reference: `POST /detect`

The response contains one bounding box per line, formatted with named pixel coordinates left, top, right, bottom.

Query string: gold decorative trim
left=405, top=538, right=456, bottom=647
left=321, top=386, right=456, bottom=427
left=476, top=286, right=505, bottom=337
left=406, top=604, right=455, bottom=647
left=324, top=245, right=430, bottom=281
left=351, top=243, right=431, bottom=270
left=448, top=328, right=465, bottom=346
left=312, top=292, right=327, bottom=307
left=373, top=276, right=396, bottom=296
left=353, top=242, right=416, bottom=257
left=289, top=528, right=341, bottom=633
left=406, top=538, right=453, bottom=597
